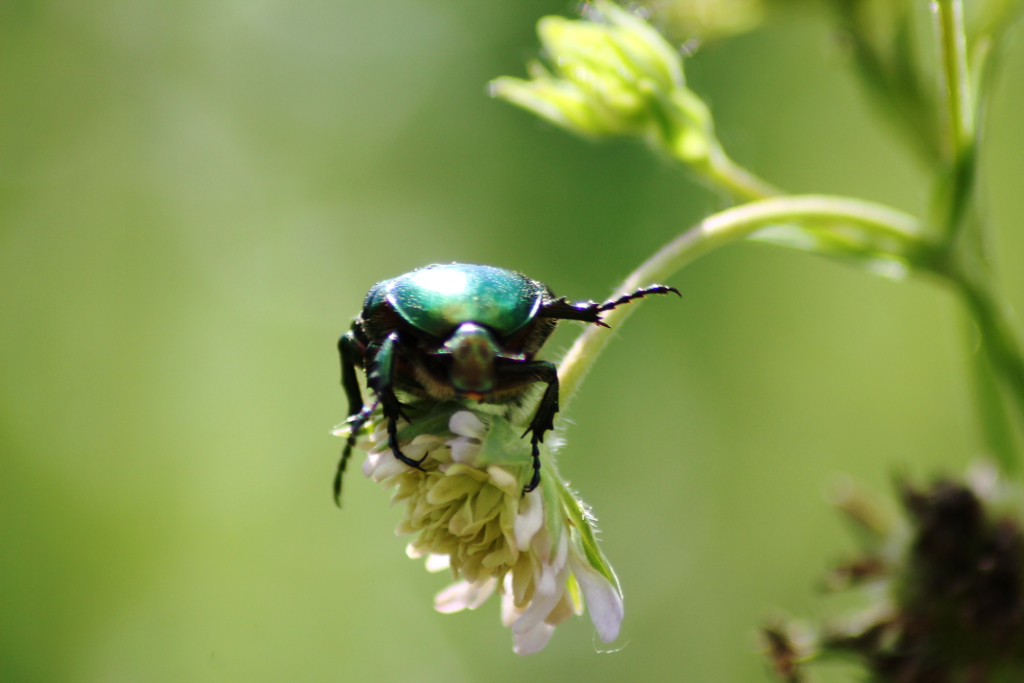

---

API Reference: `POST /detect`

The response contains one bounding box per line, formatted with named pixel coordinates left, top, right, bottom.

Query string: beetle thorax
left=443, top=322, right=498, bottom=397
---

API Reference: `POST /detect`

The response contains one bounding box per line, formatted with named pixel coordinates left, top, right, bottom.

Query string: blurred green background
left=2, top=1, right=1023, bottom=681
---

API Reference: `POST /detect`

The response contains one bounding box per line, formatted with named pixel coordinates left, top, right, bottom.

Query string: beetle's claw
left=386, top=414, right=429, bottom=472
left=522, top=440, right=542, bottom=494
left=392, top=449, right=429, bottom=471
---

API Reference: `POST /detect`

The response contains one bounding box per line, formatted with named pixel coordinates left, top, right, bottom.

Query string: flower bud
left=491, top=0, right=698, bottom=148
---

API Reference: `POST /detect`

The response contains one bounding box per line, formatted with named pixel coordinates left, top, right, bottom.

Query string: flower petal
left=447, top=436, right=481, bottom=465
left=553, top=529, right=569, bottom=573
left=362, top=448, right=408, bottom=482
left=501, top=579, right=520, bottom=627
left=514, top=489, right=544, bottom=552
left=434, top=578, right=496, bottom=614
left=425, top=554, right=451, bottom=573
left=486, top=465, right=519, bottom=495
left=512, top=563, right=570, bottom=635
left=426, top=475, right=481, bottom=506
left=570, top=553, right=624, bottom=643
left=513, top=621, right=556, bottom=656
left=403, top=434, right=443, bottom=463
left=449, top=411, right=486, bottom=439
left=544, top=588, right=576, bottom=627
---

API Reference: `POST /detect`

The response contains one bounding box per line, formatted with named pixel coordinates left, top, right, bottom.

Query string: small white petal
left=528, top=524, right=552, bottom=564
left=424, top=554, right=451, bottom=573
left=434, top=578, right=496, bottom=614
left=544, top=589, right=576, bottom=627
left=434, top=581, right=473, bottom=614
left=487, top=466, right=518, bottom=492
left=447, top=436, right=481, bottom=464
left=513, top=621, right=555, bottom=656
left=553, top=529, right=569, bottom=573
left=501, top=588, right=520, bottom=628
left=400, top=434, right=438, bottom=463
left=570, top=553, right=624, bottom=644
left=514, top=489, right=544, bottom=552
left=512, top=564, right=569, bottom=635
left=364, top=449, right=408, bottom=482
left=405, top=543, right=424, bottom=559
left=361, top=449, right=387, bottom=478
left=466, top=578, right=497, bottom=609
left=449, top=411, right=486, bottom=439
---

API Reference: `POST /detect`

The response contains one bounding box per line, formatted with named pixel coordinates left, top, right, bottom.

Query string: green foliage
left=3, top=0, right=1024, bottom=681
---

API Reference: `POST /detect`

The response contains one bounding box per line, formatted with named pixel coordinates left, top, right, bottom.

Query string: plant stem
left=965, top=321, right=1022, bottom=476
left=932, top=0, right=979, bottom=248
left=930, top=0, right=1024, bottom=473
left=702, top=144, right=783, bottom=202
left=557, top=195, right=924, bottom=406
left=934, top=0, right=974, bottom=158
left=953, top=277, right=1024, bottom=473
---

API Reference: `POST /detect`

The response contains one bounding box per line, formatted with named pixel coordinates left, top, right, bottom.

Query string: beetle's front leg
left=369, top=332, right=428, bottom=472
left=497, top=360, right=559, bottom=493
left=335, top=331, right=368, bottom=506
left=333, top=400, right=377, bottom=506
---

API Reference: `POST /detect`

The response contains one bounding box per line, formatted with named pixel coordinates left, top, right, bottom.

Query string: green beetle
left=335, top=263, right=678, bottom=504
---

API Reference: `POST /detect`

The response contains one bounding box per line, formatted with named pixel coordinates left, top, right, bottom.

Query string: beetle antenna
left=537, top=284, right=680, bottom=327
left=597, top=284, right=680, bottom=313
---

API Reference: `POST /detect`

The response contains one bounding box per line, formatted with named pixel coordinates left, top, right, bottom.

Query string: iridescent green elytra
left=380, top=264, right=543, bottom=339
left=334, top=263, right=679, bottom=505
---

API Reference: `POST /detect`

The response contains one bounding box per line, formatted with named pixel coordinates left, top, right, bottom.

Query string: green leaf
left=750, top=224, right=912, bottom=280
left=556, top=481, right=621, bottom=592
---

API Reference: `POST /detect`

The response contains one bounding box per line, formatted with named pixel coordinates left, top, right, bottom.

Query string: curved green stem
left=702, top=144, right=783, bottom=202
left=954, top=277, right=1024, bottom=474
left=661, top=88, right=782, bottom=203
left=557, top=195, right=926, bottom=406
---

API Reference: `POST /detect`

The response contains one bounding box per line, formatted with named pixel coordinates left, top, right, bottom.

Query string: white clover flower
left=344, top=402, right=624, bottom=655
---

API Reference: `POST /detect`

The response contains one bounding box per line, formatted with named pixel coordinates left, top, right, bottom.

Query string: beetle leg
left=339, top=331, right=366, bottom=417
left=370, top=332, right=428, bottom=472
left=496, top=360, right=559, bottom=494
left=537, top=284, right=680, bottom=327
left=334, top=331, right=368, bottom=506
left=333, top=400, right=378, bottom=507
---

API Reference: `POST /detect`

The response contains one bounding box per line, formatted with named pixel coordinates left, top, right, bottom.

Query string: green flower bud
left=651, top=0, right=766, bottom=41
left=492, top=0, right=782, bottom=200
left=491, top=0, right=700, bottom=149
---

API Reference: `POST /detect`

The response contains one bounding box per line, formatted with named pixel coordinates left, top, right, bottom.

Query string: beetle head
left=442, top=322, right=498, bottom=396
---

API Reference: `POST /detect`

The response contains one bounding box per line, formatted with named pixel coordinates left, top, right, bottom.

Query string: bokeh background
left=2, top=1, right=1023, bottom=681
